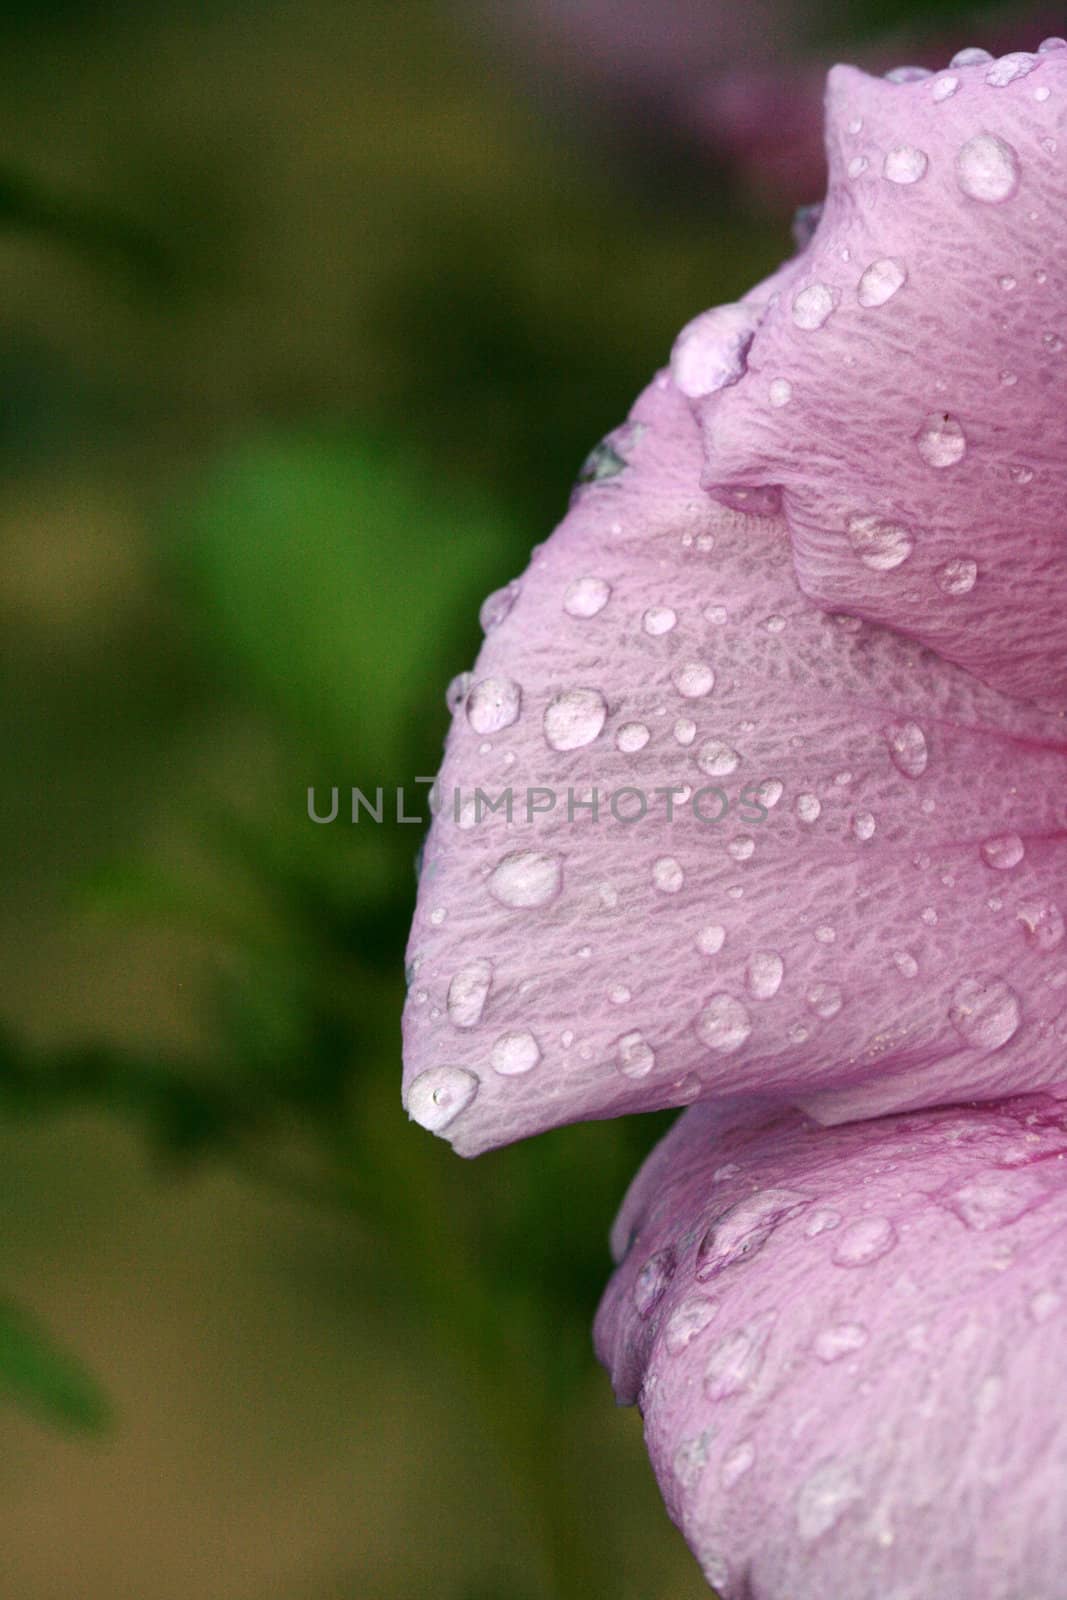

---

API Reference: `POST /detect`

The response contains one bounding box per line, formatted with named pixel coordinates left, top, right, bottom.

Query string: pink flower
left=403, top=38, right=1067, bottom=1596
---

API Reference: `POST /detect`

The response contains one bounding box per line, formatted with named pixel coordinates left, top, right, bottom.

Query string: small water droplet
left=949, top=976, right=1021, bottom=1048
left=633, top=1247, right=676, bottom=1315
left=617, top=1031, right=656, bottom=1078
left=673, top=660, right=715, bottom=698
left=805, top=1208, right=841, bottom=1237
left=674, top=718, right=696, bottom=746
left=916, top=412, right=967, bottom=467
left=893, top=950, right=919, bottom=978
left=847, top=155, right=869, bottom=179
left=833, top=1216, right=896, bottom=1266
left=696, top=994, right=752, bottom=1053
left=697, top=1190, right=805, bottom=1282
left=769, top=377, right=793, bottom=407
left=792, top=283, right=838, bottom=330
left=981, top=833, right=1025, bottom=870
left=886, top=720, right=929, bottom=778
left=847, top=513, right=914, bottom=570
left=932, top=73, right=960, bottom=100
left=808, top=983, right=844, bottom=1019
left=698, top=740, right=741, bottom=777
left=852, top=811, right=876, bottom=841
left=703, top=1317, right=773, bottom=1398
left=407, top=1066, right=479, bottom=1133
left=956, top=132, right=1021, bottom=202
left=643, top=606, right=677, bottom=636
left=746, top=951, right=784, bottom=998
left=480, top=580, right=521, bottom=632
left=653, top=856, right=684, bottom=894
left=488, top=850, right=563, bottom=908
left=796, top=1460, right=864, bottom=1540
left=543, top=688, right=607, bottom=750
left=938, top=557, right=978, bottom=594
left=670, top=302, right=763, bottom=399
left=490, top=1030, right=541, bottom=1075
left=883, top=146, right=928, bottom=184
left=696, top=925, right=726, bottom=956
left=1017, top=901, right=1065, bottom=950
left=616, top=721, right=650, bottom=753
left=946, top=1171, right=1038, bottom=1230
left=796, top=792, right=822, bottom=823
left=985, top=51, right=1035, bottom=86
left=466, top=676, right=522, bottom=734
left=665, top=1295, right=718, bottom=1354
left=721, top=1441, right=756, bottom=1486
left=814, top=1323, right=868, bottom=1362
left=950, top=47, right=993, bottom=66
left=729, top=835, right=756, bottom=863
left=447, top=960, right=493, bottom=1028
left=563, top=575, right=611, bottom=618
left=857, top=257, right=907, bottom=307
left=757, top=778, right=784, bottom=808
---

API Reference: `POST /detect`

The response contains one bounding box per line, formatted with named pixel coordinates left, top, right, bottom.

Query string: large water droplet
left=981, top=833, right=1025, bottom=871
left=563, top=576, right=611, bottom=618
left=986, top=51, right=1035, bottom=86
left=916, top=412, right=967, bottom=467
left=488, top=850, right=563, bottom=908
left=407, top=1066, right=479, bottom=1133
left=1017, top=901, right=1065, bottom=951
left=956, top=132, right=1021, bottom=202
left=792, top=283, right=838, bottom=330
left=886, top=720, right=928, bottom=778
left=543, top=688, right=607, bottom=750
left=670, top=302, right=763, bottom=398
left=883, top=146, right=928, bottom=184
left=466, top=676, right=522, bottom=734
left=447, top=959, right=493, bottom=1028
left=833, top=1216, right=897, bottom=1266
left=697, top=994, right=752, bottom=1053
left=847, top=513, right=914, bottom=570
left=857, top=258, right=907, bottom=307
left=950, top=975, right=1021, bottom=1049
left=746, top=950, right=784, bottom=999
left=490, top=1030, right=542, bottom=1075
left=696, top=1188, right=806, bottom=1280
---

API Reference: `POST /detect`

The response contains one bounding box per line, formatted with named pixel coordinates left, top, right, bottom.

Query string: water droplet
left=617, top=1030, right=655, bottom=1078
left=848, top=155, right=869, bottom=179
left=608, top=982, right=631, bottom=1005
left=697, top=925, right=726, bottom=956
left=852, top=811, right=876, bottom=841
left=796, top=1460, right=864, bottom=1540
left=814, top=1323, right=868, bottom=1362
left=814, top=925, right=836, bottom=945
left=616, top=721, right=650, bottom=753
left=466, top=676, right=522, bottom=734
left=769, top=377, right=793, bottom=407
left=577, top=437, right=628, bottom=484
left=956, top=132, right=1021, bottom=202
left=883, top=146, right=928, bottom=184
left=633, top=1247, right=676, bottom=1315
left=643, top=605, right=678, bottom=638
left=950, top=976, right=1021, bottom=1048
left=886, top=720, right=929, bottom=777
left=653, top=856, right=684, bottom=894
left=674, top=717, right=696, bottom=746
left=447, top=960, right=493, bottom=1028
left=563, top=576, right=611, bottom=618
left=807, top=983, right=844, bottom=1019
left=805, top=1208, right=841, bottom=1237
left=674, top=1432, right=712, bottom=1493
left=847, top=513, right=914, bottom=570
left=704, top=1317, right=773, bottom=1398
left=697, top=994, right=752, bottom=1053
left=796, top=792, right=821, bottom=823
left=480, top=580, right=521, bottom=632
left=1039, top=36, right=1067, bottom=52
left=757, top=778, right=784, bottom=808
left=981, top=833, right=1025, bottom=870
left=932, top=73, right=960, bottom=100
left=938, top=557, right=978, bottom=594
left=951, top=47, right=993, bottom=66
left=673, top=660, right=715, bottom=698
left=729, top=835, right=756, bottom=862
left=792, top=283, right=838, bottom=330
left=489, top=1029, right=540, bottom=1075
left=946, top=1171, right=1038, bottom=1230
left=746, top=950, right=784, bottom=998
left=705, top=604, right=728, bottom=625
left=696, top=1190, right=805, bottom=1280
left=857, top=258, right=907, bottom=307
left=665, top=1295, right=718, bottom=1354
left=916, top=412, right=967, bottom=467
left=543, top=688, right=607, bottom=750
left=407, top=1066, right=479, bottom=1133
left=697, top=740, right=741, bottom=777
left=1017, top=901, right=1065, bottom=950
left=488, top=850, right=563, bottom=908
left=721, top=1441, right=756, bottom=1486
left=886, top=64, right=931, bottom=83
left=893, top=950, right=919, bottom=978
left=833, top=1216, right=896, bottom=1266
left=986, top=51, right=1035, bottom=86
left=670, top=302, right=763, bottom=398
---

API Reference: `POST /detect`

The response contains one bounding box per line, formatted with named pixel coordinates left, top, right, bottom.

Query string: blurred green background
left=0, top=1, right=1041, bottom=1596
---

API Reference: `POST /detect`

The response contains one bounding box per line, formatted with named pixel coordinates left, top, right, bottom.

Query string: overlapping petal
left=595, top=1094, right=1067, bottom=1599
left=403, top=372, right=1067, bottom=1156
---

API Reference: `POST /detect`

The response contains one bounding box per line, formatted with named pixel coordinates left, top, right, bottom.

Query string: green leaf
left=0, top=1300, right=111, bottom=1433
left=168, top=431, right=516, bottom=776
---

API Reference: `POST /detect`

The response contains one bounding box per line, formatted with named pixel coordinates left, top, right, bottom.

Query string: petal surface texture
left=700, top=48, right=1067, bottom=707
left=403, top=370, right=1067, bottom=1155
left=595, top=1095, right=1067, bottom=1599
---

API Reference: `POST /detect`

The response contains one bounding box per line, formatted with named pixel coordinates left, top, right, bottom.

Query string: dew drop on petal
left=643, top=605, right=677, bottom=636
left=981, top=833, right=1025, bottom=870
left=729, top=835, right=756, bottom=862
left=796, top=792, right=821, bottom=823
left=697, top=994, right=752, bottom=1053
left=938, top=557, right=978, bottom=595
left=697, top=1190, right=806, bottom=1281
left=697, top=925, right=726, bottom=956
left=670, top=302, right=763, bottom=399
left=665, top=1296, right=719, bottom=1354
left=756, top=778, right=784, bottom=808
left=857, top=258, right=907, bottom=307
left=653, top=856, right=685, bottom=894
left=893, top=950, right=919, bottom=978
left=543, top=688, right=607, bottom=750
left=563, top=576, right=611, bottom=618
left=956, top=132, right=1021, bottom=203
left=1017, top=901, right=1065, bottom=951
left=916, top=412, right=967, bottom=467
left=616, top=721, right=650, bottom=753
left=447, top=959, right=493, bottom=1028
left=617, top=1030, right=656, bottom=1078
left=985, top=52, right=1036, bottom=87
left=950, top=46, right=993, bottom=66
left=674, top=717, right=697, bottom=746
left=490, top=1030, right=541, bottom=1075
left=833, top=1216, right=897, bottom=1267
left=949, top=976, right=1021, bottom=1048
left=883, top=146, right=928, bottom=184
left=808, top=983, right=844, bottom=1019
left=704, top=1319, right=771, bottom=1399
left=792, top=283, right=838, bottom=330
left=673, top=660, right=715, bottom=698
left=886, top=721, right=928, bottom=778
left=814, top=1323, right=868, bottom=1362
left=633, top=1247, right=676, bottom=1315
left=847, top=513, right=914, bottom=570
left=466, top=676, right=522, bottom=734
left=746, top=951, right=784, bottom=999
left=796, top=1460, right=864, bottom=1539
left=852, top=811, right=876, bottom=841
left=698, top=740, right=742, bottom=777
left=488, top=850, right=563, bottom=908
left=946, top=1172, right=1038, bottom=1231
left=932, top=74, right=960, bottom=100
left=769, top=378, right=793, bottom=407
left=407, top=1066, right=479, bottom=1133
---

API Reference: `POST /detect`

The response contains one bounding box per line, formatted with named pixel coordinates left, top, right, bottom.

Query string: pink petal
left=402, top=371, right=1067, bottom=1155
left=699, top=48, right=1067, bottom=707
left=595, top=1095, right=1067, bottom=1597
